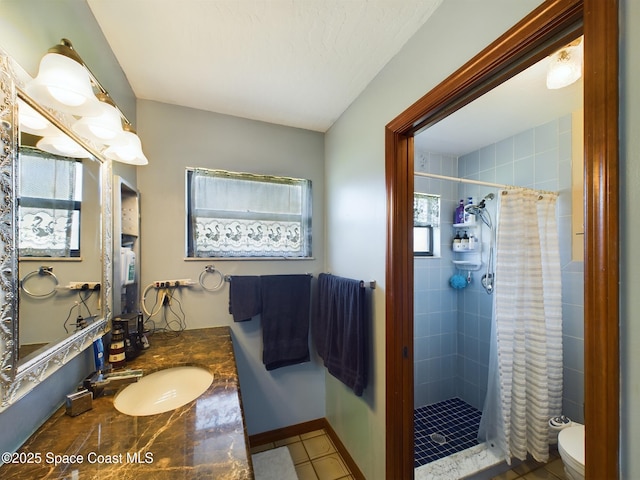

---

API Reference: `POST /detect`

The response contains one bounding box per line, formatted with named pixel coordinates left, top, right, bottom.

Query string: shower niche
left=451, top=223, right=482, bottom=270
left=113, top=176, right=140, bottom=315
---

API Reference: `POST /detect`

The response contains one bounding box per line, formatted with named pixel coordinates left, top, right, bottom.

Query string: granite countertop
left=1, top=326, right=253, bottom=479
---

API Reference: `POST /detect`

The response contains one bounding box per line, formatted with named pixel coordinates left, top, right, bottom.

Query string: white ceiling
left=86, top=0, right=444, bottom=133
left=86, top=1, right=582, bottom=151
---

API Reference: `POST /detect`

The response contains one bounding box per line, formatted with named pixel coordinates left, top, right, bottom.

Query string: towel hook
left=21, top=266, right=59, bottom=297
left=199, top=264, right=225, bottom=292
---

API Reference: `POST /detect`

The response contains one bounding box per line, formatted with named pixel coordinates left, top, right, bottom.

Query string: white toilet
left=558, top=423, right=585, bottom=480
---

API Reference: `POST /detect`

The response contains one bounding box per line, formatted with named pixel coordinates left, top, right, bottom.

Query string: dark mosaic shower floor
left=414, top=397, right=482, bottom=468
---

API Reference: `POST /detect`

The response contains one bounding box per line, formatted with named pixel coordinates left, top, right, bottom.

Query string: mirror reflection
left=17, top=101, right=103, bottom=361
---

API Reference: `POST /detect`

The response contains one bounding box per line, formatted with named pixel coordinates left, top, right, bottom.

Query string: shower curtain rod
left=414, top=172, right=558, bottom=197
left=414, top=171, right=510, bottom=189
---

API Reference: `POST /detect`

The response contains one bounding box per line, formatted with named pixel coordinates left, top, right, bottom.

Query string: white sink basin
left=114, top=366, right=213, bottom=416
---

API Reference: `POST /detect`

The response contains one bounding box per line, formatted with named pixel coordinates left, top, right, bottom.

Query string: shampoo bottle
left=454, top=200, right=465, bottom=224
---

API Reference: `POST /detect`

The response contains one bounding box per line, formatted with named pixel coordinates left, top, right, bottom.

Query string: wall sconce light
left=546, top=37, right=583, bottom=90
left=23, top=38, right=148, bottom=165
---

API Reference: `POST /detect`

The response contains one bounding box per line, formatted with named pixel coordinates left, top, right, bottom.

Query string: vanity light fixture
left=546, top=37, right=583, bottom=90
left=17, top=98, right=59, bottom=136
left=72, top=93, right=124, bottom=144
left=36, top=133, right=91, bottom=159
left=26, top=39, right=101, bottom=116
left=24, top=38, right=148, bottom=166
left=104, top=123, right=148, bottom=165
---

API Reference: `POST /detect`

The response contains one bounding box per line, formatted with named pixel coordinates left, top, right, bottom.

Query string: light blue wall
left=414, top=153, right=459, bottom=408
left=136, top=99, right=326, bottom=435
left=325, top=1, right=546, bottom=477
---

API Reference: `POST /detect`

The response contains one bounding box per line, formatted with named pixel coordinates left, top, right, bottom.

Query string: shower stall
left=413, top=113, right=585, bottom=477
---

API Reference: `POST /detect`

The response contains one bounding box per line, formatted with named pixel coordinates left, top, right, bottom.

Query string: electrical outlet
left=153, top=279, right=194, bottom=288
left=68, top=282, right=101, bottom=291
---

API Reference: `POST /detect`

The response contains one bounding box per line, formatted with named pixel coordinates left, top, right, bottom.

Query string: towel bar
left=224, top=272, right=314, bottom=282
left=225, top=274, right=376, bottom=289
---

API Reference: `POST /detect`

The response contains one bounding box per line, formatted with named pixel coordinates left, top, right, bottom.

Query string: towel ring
left=21, top=266, right=59, bottom=298
left=199, top=264, right=225, bottom=292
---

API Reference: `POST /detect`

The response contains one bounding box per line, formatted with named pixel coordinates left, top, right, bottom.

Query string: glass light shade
left=26, top=53, right=101, bottom=116
left=546, top=43, right=582, bottom=90
left=104, top=128, right=148, bottom=165
left=17, top=99, right=59, bottom=136
left=72, top=98, right=123, bottom=144
left=36, top=134, right=91, bottom=158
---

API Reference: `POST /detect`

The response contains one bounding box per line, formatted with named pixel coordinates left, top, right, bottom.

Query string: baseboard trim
left=248, top=418, right=365, bottom=480
left=249, top=418, right=326, bottom=447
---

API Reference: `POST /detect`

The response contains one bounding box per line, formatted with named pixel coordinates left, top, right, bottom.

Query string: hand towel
left=313, top=273, right=368, bottom=396
left=260, top=274, right=311, bottom=370
left=228, top=275, right=262, bottom=322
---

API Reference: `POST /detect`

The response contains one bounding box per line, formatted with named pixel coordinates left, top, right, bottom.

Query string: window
left=18, top=147, right=82, bottom=257
left=413, top=193, right=440, bottom=257
left=186, top=168, right=312, bottom=258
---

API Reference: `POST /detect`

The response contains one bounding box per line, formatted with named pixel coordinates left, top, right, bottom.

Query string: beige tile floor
left=252, top=430, right=567, bottom=480
left=250, top=428, right=355, bottom=480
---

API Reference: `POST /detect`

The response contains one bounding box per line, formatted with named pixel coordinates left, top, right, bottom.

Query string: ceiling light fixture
left=23, top=38, right=148, bottom=165
left=546, top=37, right=583, bottom=90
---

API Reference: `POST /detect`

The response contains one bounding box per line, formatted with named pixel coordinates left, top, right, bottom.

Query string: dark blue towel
left=260, top=274, right=311, bottom=370
left=228, top=275, right=262, bottom=322
left=313, top=273, right=367, bottom=396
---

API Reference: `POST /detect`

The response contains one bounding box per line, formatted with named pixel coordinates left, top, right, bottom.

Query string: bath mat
left=251, top=446, right=298, bottom=480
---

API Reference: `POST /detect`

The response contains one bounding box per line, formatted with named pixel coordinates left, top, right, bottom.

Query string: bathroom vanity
left=0, top=327, right=253, bottom=479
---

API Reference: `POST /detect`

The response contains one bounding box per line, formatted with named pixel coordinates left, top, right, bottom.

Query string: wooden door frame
left=385, top=0, right=619, bottom=479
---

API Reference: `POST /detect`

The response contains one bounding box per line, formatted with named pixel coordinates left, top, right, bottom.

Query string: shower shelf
left=452, top=223, right=482, bottom=270
left=453, top=222, right=479, bottom=228
left=452, top=260, right=482, bottom=270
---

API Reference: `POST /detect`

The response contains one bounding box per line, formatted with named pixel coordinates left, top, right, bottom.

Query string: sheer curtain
left=18, top=149, right=78, bottom=257
left=188, top=168, right=312, bottom=257
left=478, top=188, right=563, bottom=464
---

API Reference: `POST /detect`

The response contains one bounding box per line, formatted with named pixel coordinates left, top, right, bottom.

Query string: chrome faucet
left=84, top=369, right=143, bottom=397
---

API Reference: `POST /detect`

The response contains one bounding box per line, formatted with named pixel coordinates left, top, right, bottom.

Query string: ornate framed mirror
left=0, top=47, right=112, bottom=409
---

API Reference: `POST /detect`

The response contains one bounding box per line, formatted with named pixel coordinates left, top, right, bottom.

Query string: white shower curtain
left=478, top=188, right=563, bottom=464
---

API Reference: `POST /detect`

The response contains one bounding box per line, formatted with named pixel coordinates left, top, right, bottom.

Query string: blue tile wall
left=414, top=151, right=459, bottom=407
left=415, top=115, right=585, bottom=423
